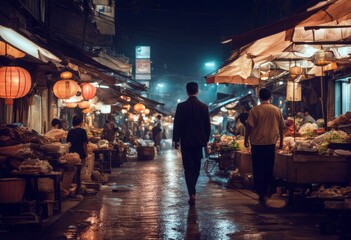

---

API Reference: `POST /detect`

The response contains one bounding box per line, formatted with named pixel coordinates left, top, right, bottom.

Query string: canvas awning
left=206, top=0, right=351, bottom=85
left=0, top=25, right=61, bottom=63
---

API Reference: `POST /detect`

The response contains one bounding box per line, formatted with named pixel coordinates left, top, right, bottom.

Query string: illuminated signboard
left=135, top=46, right=150, bottom=59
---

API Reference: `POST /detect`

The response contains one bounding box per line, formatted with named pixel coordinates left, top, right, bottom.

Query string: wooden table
left=11, top=172, right=62, bottom=215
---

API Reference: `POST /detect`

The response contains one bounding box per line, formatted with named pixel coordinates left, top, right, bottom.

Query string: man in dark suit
left=173, top=82, right=211, bottom=206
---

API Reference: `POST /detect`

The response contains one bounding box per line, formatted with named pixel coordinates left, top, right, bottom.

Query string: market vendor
left=67, top=115, right=88, bottom=165
left=51, top=118, right=62, bottom=129
left=302, top=108, right=316, bottom=124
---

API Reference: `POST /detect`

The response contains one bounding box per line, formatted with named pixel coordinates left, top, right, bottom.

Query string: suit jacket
left=172, top=96, right=211, bottom=147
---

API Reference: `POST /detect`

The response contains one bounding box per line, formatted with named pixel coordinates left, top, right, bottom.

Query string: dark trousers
left=181, top=146, right=203, bottom=197
left=251, top=144, right=275, bottom=198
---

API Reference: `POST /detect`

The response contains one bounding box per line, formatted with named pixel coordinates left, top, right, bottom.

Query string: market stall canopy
left=92, top=83, right=167, bottom=115
left=93, top=52, right=132, bottom=77
left=23, top=27, right=146, bottom=91
left=208, top=93, right=258, bottom=114
left=206, top=0, right=351, bottom=84
left=0, top=25, right=61, bottom=64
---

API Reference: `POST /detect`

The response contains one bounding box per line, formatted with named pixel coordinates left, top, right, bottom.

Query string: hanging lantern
left=81, top=82, right=96, bottom=100
left=101, top=104, right=111, bottom=114
left=122, top=104, right=131, bottom=111
left=286, top=81, right=301, bottom=101
left=133, top=103, right=145, bottom=112
left=82, top=108, right=90, bottom=114
left=323, top=62, right=337, bottom=71
left=289, top=66, right=303, bottom=79
left=0, top=66, right=32, bottom=105
left=0, top=41, right=25, bottom=58
left=78, top=101, right=90, bottom=109
left=53, top=80, right=80, bottom=99
left=60, top=71, right=73, bottom=79
left=143, top=108, right=150, bottom=115
left=312, top=49, right=335, bottom=66
left=260, top=71, right=270, bottom=80
left=120, top=95, right=131, bottom=102
left=65, top=102, right=78, bottom=108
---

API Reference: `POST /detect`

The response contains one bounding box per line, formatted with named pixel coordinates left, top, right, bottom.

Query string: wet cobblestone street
left=1, top=149, right=336, bottom=240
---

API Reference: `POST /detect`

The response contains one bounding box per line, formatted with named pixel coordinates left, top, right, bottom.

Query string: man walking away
left=244, top=88, right=285, bottom=205
left=173, top=82, right=211, bottom=206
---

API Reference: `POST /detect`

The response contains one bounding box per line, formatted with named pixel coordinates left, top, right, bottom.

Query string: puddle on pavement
left=61, top=214, right=99, bottom=239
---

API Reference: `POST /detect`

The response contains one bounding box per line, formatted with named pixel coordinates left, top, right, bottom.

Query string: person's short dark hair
left=303, top=108, right=309, bottom=113
left=186, top=82, right=198, bottom=95
left=51, top=118, right=62, bottom=129
left=259, top=88, right=271, bottom=101
left=156, top=115, right=162, bottom=120
left=72, top=115, right=83, bottom=127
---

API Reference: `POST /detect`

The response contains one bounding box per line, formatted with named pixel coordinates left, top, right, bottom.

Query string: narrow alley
left=1, top=150, right=335, bottom=240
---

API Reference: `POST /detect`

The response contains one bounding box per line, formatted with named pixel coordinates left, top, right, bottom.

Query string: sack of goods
left=19, top=159, right=53, bottom=174
left=63, top=153, right=81, bottom=165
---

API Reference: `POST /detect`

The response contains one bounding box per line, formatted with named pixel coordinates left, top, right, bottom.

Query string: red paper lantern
left=81, top=82, right=96, bottom=100
left=0, top=66, right=32, bottom=105
left=53, top=80, right=80, bottom=99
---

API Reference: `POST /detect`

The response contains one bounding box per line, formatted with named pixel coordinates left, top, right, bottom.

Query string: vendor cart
left=204, top=151, right=235, bottom=173
left=274, top=151, right=351, bottom=204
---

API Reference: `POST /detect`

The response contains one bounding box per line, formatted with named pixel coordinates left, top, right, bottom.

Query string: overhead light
left=312, top=49, right=335, bottom=66
left=221, top=39, right=232, bottom=44
left=98, top=85, right=109, bottom=89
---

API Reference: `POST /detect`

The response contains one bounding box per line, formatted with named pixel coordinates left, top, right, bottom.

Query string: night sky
left=115, top=0, right=318, bottom=108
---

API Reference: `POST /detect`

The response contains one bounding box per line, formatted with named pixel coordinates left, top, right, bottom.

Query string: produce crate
left=273, top=153, right=291, bottom=179
left=274, top=152, right=351, bottom=184
left=0, top=178, right=26, bottom=203
left=235, top=151, right=252, bottom=174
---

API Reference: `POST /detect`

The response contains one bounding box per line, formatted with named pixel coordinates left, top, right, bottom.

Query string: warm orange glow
left=289, top=66, right=303, bottom=79
left=82, top=108, right=90, bottom=114
left=53, top=80, right=80, bottom=99
left=0, top=66, right=32, bottom=105
left=133, top=103, right=145, bottom=112
left=65, top=102, right=77, bottom=108
left=81, top=82, right=96, bottom=100
left=60, top=71, right=73, bottom=79
left=78, top=101, right=90, bottom=109
left=143, top=108, right=150, bottom=115
left=0, top=41, right=25, bottom=58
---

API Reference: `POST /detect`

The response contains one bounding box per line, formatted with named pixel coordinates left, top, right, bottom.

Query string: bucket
left=0, top=178, right=26, bottom=202
left=137, top=146, right=155, bottom=161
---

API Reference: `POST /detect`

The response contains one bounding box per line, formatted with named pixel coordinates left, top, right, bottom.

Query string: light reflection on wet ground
left=0, top=149, right=335, bottom=240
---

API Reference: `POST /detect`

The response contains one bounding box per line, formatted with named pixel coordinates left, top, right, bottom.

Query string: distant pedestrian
left=152, top=115, right=163, bottom=154
left=173, top=82, right=211, bottom=206
left=244, top=88, right=285, bottom=205
left=67, top=115, right=88, bottom=165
